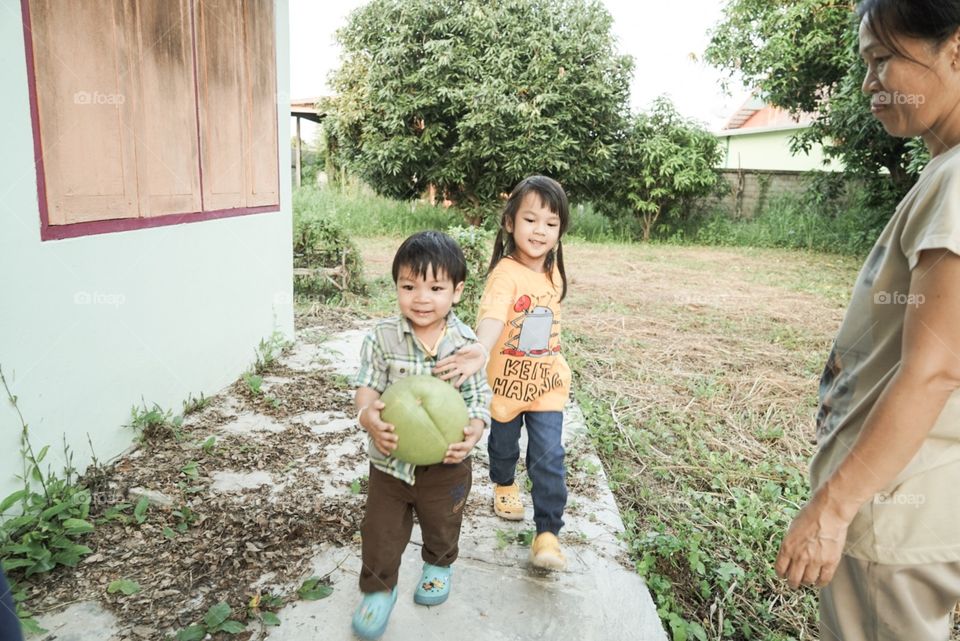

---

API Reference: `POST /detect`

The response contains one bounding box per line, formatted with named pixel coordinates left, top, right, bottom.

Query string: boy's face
left=396, top=264, right=463, bottom=332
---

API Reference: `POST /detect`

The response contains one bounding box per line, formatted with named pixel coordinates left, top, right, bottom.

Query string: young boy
left=351, top=231, right=491, bottom=640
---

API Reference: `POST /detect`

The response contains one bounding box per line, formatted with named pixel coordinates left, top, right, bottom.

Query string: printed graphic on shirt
left=500, top=294, right=562, bottom=357
left=491, top=293, right=564, bottom=402
left=815, top=246, right=885, bottom=442
left=816, top=345, right=852, bottom=441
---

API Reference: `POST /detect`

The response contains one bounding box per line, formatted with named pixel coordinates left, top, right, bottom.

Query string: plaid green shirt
left=354, top=312, right=492, bottom=484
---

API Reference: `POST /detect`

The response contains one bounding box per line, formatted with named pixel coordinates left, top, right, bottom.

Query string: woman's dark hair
left=858, top=0, right=960, bottom=60
left=489, top=175, right=570, bottom=301
left=392, top=230, right=467, bottom=286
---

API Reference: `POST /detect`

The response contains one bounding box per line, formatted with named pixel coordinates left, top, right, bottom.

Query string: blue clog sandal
left=413, top=563, right=452, bottom=606
left=351, top=587, right=397, bottom=640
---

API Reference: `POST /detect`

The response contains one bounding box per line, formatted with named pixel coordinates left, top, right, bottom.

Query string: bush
left=446, top=225, right=493, bottom=328
left=598, top=97, right=723, bottom=241
left=292, top=209, right=365, bottom=301
left=567, top=202, right=645, bottom=242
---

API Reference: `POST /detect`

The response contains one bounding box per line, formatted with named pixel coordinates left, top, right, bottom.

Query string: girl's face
left=506, top=191, right=562, bottom=272
left=859, top=19, right=960, bottom=155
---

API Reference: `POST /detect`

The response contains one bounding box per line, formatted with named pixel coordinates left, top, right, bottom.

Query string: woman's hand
left=435, top=343, right=487, bottom=387
left=359, top=400, right=398, bottom=456
left=442, top=421, right=484, bottom=464
left=775, top=491, right=852, bottom=589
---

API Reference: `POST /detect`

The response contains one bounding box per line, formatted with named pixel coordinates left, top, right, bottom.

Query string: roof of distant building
left=718, top=96, right=814, bottom=135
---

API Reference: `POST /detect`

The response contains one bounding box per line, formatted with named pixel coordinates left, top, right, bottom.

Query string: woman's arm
left=776, top=248, right=960, bottom=588
left=435, top=318, right=505, bottom=386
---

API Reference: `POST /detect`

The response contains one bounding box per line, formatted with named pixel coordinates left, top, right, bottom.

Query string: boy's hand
left=360, top=400, right=398, bottom=456
left=435, top=343, right=486, bottom=388
left=443, top=421, right=483, bottom=464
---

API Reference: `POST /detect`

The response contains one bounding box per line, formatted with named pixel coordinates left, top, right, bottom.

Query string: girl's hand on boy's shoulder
left=361, top=400, right=398, bottom=456
left=435, top=343, right=487, bottom=388
left=442, top=422, right=483, bottom=464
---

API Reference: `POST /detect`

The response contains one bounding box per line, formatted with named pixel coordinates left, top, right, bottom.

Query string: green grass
left=567, top=202, right=646, bottom=242
left=297, top=172, right=891, bottom=259
left=293, top=184, right=460, bottom=237
left=293, top=185, right=645, bottom=243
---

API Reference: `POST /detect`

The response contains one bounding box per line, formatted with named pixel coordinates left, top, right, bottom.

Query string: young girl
left=437, top=175, right=572, bottom=570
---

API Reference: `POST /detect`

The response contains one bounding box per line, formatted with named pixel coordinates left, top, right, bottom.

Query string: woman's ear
left=953, top=27, right=960, bottom=69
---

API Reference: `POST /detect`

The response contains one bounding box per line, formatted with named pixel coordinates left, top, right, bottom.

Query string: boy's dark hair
left=392, top=230, right=467, bottom=285
left=858, top=0, right=960, bottom=62
left=490, top=175, right=570, bottom=301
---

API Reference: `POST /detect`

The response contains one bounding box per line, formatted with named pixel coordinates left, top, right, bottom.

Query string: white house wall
left=0, top=0, right=293, bottom=500
left=717, top=128, right=841, bottom=172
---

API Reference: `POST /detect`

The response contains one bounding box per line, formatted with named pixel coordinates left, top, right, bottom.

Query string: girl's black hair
left=489, top=175, right=570, bottom=301
left=392, top=230, right=467, bottom=285
left=858, top=0, right=960, bottom=61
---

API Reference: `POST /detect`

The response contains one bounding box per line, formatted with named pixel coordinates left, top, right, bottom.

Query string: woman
left=775, top=2, right=960, bottom=640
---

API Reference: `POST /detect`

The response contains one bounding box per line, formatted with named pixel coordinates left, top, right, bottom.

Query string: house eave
left=714, top=123, right=810, bottom=137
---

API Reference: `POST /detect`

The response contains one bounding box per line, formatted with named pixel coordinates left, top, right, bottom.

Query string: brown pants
left=821, top=554, right=960, bottom=641
left=359, top=458, right=472, bottom=594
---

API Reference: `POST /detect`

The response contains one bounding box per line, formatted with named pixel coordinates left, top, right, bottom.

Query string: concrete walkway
left=33, top=325, right=666, bottom=641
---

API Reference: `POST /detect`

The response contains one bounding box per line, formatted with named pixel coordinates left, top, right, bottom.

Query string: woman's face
left=859, top=18, right=960, bottom=154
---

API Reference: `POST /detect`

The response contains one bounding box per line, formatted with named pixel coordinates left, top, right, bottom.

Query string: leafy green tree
left=705, top=0, right=921, bottom=200
left=600, top=98, right=723, bottom=241
left=323, top=0, right=632, bottom=222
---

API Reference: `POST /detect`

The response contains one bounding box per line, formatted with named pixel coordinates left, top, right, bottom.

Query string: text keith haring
left=491, top=358, right=564, bottom=402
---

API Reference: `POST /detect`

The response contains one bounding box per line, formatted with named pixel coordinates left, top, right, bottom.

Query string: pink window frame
left=20, top=0, right=282, bottom=242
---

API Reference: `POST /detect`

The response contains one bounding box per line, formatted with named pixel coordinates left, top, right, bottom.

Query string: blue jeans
left=488, top=411, right=566, bottom=535
left=0, top=567, right=24, bottom=641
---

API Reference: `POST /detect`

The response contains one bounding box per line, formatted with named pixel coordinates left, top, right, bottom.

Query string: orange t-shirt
left=477, top=257, right=571, bottom=422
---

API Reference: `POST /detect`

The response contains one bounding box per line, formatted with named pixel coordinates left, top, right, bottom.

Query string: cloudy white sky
left=289, top=0, right=750, bottom=139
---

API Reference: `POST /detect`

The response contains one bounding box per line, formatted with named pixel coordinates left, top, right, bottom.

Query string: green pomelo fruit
left=380, top=375, right=469, bottom=465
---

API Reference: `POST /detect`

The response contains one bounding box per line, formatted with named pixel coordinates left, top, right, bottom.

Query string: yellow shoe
left=493, top=483, right=524, bottom=521
left=530, top=532, right=567, bottom=571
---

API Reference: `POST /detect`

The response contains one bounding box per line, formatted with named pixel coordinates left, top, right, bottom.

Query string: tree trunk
left=459, top=191, right=483, bottom=226
left=640, top=206, right=661, bottom=242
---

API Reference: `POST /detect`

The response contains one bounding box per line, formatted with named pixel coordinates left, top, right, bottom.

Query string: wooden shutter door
left=195, top=0, right=247, bottom=211
left=242, top=0, right=279, bottom=207
left=130, top=0, right=202, bottom=217
left=29, top=0, right=139, bottom=224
